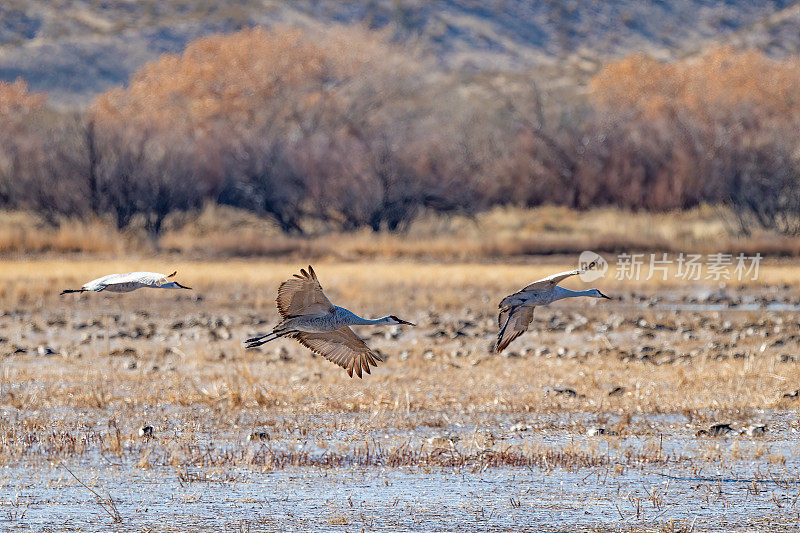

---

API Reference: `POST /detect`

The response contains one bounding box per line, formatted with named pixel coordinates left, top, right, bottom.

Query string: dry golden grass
left=0, top=213, right=129, bottom=255
left=159, top=204, right=800, bottom=259
left=2, top=257, right=800, bottom=421
left=3, top=205, right=800, bottom=260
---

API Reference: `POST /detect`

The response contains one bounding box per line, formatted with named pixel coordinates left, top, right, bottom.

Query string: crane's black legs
left=60, top=289, right=87, bottom=295
left=245, top=329, right=294, bottom=349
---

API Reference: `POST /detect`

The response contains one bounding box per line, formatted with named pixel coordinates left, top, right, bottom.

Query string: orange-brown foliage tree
left=590, top=48, right=800, bottom=124
left=588, top=48, right=800, bottom=232
left=89, top=26, right=489, bottom=233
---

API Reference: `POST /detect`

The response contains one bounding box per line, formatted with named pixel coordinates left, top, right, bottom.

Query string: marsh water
left=4, top=465, right=798, bottom=532
left=2, top=410, right=800, bottom=532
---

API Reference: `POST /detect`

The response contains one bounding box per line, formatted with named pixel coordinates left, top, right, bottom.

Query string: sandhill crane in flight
left=245, top=266, right=415, bottom=378
left=494, top=262, right=610, bottom=353
left=60, top=271, right=192, bottom=295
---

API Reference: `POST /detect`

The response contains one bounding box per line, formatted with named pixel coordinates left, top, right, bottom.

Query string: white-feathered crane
left=245, top=266, right=415, bottom=378
left=60, top=271, right=192, bottom=295
left=494, top=262, right=611, bottom=353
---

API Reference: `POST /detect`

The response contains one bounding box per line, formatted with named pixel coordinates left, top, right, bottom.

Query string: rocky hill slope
left=0, top=0, right=797, bottom=106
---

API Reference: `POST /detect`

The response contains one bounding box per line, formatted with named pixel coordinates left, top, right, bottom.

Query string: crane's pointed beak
left=176, top=282, right=192, bottom=290
left=597, top=290, right=612, bottom=300
left=388, top=315, right=415, bottom=325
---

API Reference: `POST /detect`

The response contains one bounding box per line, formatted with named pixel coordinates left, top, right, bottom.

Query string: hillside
left=0, top=0, right=797, bottom=107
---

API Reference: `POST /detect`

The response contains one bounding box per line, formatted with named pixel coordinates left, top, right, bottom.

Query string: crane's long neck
left=339, top=308, right=391, bottom=325
left=350, top=315, right=392, bottom=326
left=555, top=286, right=596, bottom=299
left=160, top=281, right=192, bottom=290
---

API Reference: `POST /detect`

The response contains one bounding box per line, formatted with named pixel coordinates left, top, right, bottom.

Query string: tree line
left=1, top=27, right=799, bottom=236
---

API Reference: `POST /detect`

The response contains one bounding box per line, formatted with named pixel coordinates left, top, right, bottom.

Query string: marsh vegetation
left=1, top=259, right=800, bottom=530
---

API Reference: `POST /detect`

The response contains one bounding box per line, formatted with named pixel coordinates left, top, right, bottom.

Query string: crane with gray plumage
left=494, top=262, right=611, bottom=353
left=60, top=271, right=192, bottom=295
left=245, top=266, right=415, bottom=378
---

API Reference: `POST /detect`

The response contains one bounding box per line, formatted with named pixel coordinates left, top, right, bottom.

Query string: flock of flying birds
left=60, top=263, right=611, bottom=378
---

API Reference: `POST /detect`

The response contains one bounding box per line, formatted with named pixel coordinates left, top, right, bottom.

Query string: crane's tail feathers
left=60, top=289, right=86, bottom=295
left=167, top=271, right=177, bottom=278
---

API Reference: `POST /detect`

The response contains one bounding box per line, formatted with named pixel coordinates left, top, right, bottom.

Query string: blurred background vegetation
left=2, top=1, right=800, bottom=255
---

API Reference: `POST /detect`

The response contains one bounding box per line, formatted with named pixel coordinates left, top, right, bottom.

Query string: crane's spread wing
left=518, top=260, right=601, bottom=292
left=90, top=272, right=169, bottom=288
left=276, top=265, right=334, bottom=319
left=79, top=271, right=175, bottom=293
left=522, top=269, right=581, bottom=291
left=294, top=327, right=383, bottom=378
left=494, top=306, right=535, bottom=353
left=82, top=273, right=120, bottom=290
left=126, top=272, right=170, bottom=286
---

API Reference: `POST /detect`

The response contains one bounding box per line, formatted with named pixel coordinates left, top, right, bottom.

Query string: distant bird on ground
left=245, top=266, right=415, bottom=378
left=740, top=424, right=767, bottom=437
left=60, top=271, right=192, bottom=295
left=696, top=423, right=734, bottom=437
left=248, top=431, right=270, bottom=442
left=494, top=262, right=611, bottom=353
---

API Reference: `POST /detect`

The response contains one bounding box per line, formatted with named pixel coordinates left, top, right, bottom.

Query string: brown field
left=2, top=257, right=800, bottom=531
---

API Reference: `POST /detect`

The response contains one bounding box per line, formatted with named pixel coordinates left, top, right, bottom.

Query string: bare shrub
left=0, top=81, right=89, bottom=222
